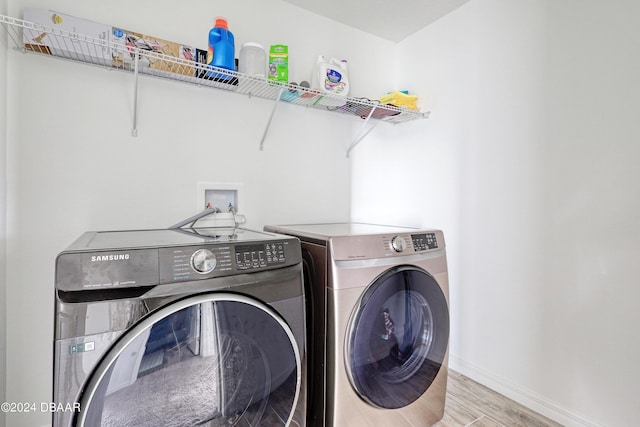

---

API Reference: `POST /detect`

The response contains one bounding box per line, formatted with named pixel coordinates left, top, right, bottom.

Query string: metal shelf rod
left=132, top=52, right=139, bottom=137
left=260, top=86, right=285, bottom=151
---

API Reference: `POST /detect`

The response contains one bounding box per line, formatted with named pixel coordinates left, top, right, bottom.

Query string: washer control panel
left=235, top=242, right=286, bottom=270
left=161, top=245, right=233, bottom=282
left=56, top=230, right=302, bottom=292
left=159, top=241, right=289, bottom=282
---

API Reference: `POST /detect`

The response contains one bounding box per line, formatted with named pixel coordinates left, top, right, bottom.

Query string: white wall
left=1, top=0, right=8, bottom=425
left=8, top=1, right=640, bottom=426
left=352, top=0, right=640, bottom=426
left=3, top=1, right=393, bottom=426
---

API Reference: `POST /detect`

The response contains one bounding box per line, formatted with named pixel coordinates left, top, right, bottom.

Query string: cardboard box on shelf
left=22, top=8, right=197, bottom=77
left=22, top=8, right=112, bottom=66
left=111, top=28, right=195, bottom=77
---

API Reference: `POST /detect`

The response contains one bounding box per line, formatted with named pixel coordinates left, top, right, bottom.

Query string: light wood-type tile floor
left=436, top=370, right=563, bottom=427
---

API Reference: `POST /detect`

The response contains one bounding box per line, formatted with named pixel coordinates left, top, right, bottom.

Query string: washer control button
left=391, top=236, right=407, bottom=253
left=191, top=248, right=217, bottom=274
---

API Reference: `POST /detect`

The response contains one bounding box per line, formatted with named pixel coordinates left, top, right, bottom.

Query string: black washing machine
left=53, top=227, right=306, bottom=427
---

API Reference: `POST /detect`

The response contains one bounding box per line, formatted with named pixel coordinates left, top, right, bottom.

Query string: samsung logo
left=91, top=254, right=130, bottom=262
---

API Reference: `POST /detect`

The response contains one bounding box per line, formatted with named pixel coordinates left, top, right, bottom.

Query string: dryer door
left=76, top=293, right=301, bottom=427
left=346, top=265, right=449, bottom=409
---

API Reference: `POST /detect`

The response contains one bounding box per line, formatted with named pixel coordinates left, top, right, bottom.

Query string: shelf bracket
left=346, top=106, right=379, bottom=158
left=259, top=86, right=285, bottom=151
left=131, top=51, right=139, bottom=137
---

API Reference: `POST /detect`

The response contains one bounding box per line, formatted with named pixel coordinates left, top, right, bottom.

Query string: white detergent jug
left=311, top=56, right=349, bottom=107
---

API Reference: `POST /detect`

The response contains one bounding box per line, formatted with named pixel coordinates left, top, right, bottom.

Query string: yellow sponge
left=379, top=92, right=418, bottom=110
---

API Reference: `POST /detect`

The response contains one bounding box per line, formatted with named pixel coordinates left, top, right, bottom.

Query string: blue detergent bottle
left=206, top=17, right=235, bottom=80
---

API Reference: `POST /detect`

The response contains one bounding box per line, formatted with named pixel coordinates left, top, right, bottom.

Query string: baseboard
left=448, top=355, right=605, bottom=427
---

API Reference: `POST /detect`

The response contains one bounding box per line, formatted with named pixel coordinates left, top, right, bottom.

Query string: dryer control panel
left=331, top=230, right=443, bottom=261
left=411, top=233, right=439, bottom=251
left=384, top=232, right=438, bottom=253
left=387, top=233, right=438, bottom=253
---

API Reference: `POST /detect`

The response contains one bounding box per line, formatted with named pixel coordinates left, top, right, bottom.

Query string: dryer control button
left=191, top=248, right=217, bottom=274
left=391, top=236, right=407, bottom=253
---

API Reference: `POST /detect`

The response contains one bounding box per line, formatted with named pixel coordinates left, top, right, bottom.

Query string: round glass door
left=346, top=266, right=449, bottom=409
left=77, top=293, right=301, bottom=426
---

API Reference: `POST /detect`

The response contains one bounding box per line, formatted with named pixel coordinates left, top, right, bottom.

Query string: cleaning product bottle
left=311, top=56, right=349, bottom=96
left=206, top=17, right=235, bottom=80
left=311, top=56, right=349, bottom=107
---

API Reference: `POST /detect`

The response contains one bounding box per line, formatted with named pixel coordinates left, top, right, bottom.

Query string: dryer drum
left=74, top=293, right=301, bottom=427
left=346, top=266, right=450, bottom=410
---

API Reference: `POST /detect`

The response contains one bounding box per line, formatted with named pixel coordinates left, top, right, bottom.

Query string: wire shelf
left=1, top=14, right=428, bottom=125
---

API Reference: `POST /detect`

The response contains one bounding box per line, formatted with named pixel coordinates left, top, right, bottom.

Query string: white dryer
left=265, top=223, right=449, bottom=427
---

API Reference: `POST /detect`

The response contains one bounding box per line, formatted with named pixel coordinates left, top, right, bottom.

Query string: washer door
left=346, top=266, right=449, bottom=409
left=76, top=293, right=301, bottom=427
